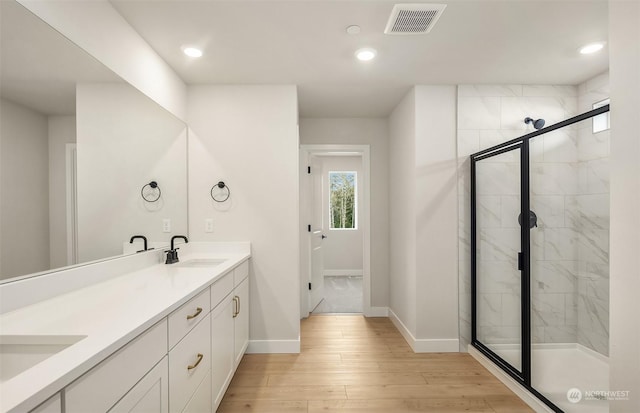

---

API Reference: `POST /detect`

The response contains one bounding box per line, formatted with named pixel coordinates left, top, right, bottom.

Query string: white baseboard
left=388, top=309, right=459, bottom=353
left=468, top=345, right=554, bottom=413
left=364, top=306, right=388, bottom=317
left=323, top=269, right=363, bottom=277
left=247, top=339, right=300, bottom=354
left=413, top=338, right=460, bottom=352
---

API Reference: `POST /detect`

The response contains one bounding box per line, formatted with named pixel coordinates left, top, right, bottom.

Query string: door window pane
left=329, top=171, right=357, bottom=229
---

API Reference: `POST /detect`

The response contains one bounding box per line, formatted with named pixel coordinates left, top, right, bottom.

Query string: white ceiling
left=110, top=0, right=609, bottom=118
left=1, top=0, right=122, bottom=116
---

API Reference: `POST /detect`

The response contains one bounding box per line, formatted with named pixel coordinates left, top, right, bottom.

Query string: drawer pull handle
left=233, top=296, right=238, bottom=318
left=187, top=353, right=204, bottom=370
left=237, top=295, right=241, bottom=316
left=186, top=307, right=203, bottom=320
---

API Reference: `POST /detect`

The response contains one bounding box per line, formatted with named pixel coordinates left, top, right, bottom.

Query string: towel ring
left=141, top=181, right=161, bottom=202
left=210, top=181, right=230, bottom=203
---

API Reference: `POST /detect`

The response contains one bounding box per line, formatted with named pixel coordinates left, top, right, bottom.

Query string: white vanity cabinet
left=20, top=257, right=251, bottom=413
left=65, top=320, right=168, bottom=413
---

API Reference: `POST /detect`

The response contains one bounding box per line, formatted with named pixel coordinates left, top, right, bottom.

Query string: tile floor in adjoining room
left=312, top=276, right=363, bottom=314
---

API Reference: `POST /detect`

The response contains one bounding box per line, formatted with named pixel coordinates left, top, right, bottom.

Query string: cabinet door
left=109, top=356, right=168, bottom=413
left=66, top=320, right=168, bottom=413
left=233, top=277, right=249, bottom=367
left=29, top=394, right=61, bottom=413
left=210, top=295, right=234, bottom=409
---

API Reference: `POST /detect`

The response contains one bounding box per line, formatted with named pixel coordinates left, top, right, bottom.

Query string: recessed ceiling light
left=579, top=42, right=605, bottom=55
left=182, top=46, right=203, bottom=58
left=355, top=48, right=377, bottom=61
left=346, top=25, right=361, bottom=35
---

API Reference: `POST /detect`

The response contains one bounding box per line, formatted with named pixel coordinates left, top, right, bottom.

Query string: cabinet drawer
left=66, top=319, right=168, bottom=413
left=233, top=260, right=249, bottom=286
left=210, top=271, right=233, bottom=310
left=182, top=369, right=212, bottom=413
left=169, top=312, right=211, bottom=413
left=168, top=288, right=210, bottom=349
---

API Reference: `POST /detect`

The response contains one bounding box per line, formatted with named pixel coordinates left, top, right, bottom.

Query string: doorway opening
left=65, top=143, right=78, bottom=266
left=299, top=145, right=371, bottom=318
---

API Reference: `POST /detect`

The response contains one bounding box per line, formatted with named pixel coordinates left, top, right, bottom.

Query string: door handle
left=518, top=252, right=523, bottom=271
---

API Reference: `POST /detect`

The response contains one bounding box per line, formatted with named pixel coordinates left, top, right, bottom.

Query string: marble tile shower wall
left=575, top=72, right=610, bottom=356
left=457, top=84, right=580, bottom=352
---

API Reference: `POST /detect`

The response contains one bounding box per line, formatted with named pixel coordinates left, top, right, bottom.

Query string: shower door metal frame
left=470, top=141, right=530, bottom=384
left=470, top=105, right=610, bottom=413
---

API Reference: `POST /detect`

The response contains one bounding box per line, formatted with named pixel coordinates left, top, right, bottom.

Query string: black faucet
left=129, top=235, right=148, bottom=252
left=166, top=235, right=188, bottom=264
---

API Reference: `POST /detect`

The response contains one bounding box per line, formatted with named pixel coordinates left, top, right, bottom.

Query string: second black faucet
left=166, top=235, right=188, bottom=264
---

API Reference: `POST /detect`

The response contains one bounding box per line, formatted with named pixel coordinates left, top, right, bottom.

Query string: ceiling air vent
left=384, top=3, right=447, bottom=35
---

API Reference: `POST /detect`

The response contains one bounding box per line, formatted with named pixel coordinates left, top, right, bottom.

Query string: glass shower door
left=472, top=143, right=526, bottom=378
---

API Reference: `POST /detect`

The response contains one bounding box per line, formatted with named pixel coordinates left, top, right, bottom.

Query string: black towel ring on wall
left=141, top=181, right=161, bottom=202
left=210, top=181, right=230, bottom=203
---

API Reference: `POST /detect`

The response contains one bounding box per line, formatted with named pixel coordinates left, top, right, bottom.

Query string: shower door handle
left=517, top=252, right=523, bottom=271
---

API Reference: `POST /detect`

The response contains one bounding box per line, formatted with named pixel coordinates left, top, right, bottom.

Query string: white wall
left=0, top=99, right=49, bottom=279
left=388, top=86, right=459, bottom=351
left=187, top=85, right=300, bottom=351
left=319, top=156, right=363, bottom=273
left=299, top=118, right=389, bottom=307
left=17, top=0, right=187, bottom=121
left=389, top=89, right=417, bottom=335
left=414, top=85, right=459, bottom=342
left=76, top=83, right=187, bottom=263
left=48, top=116, right=76, bottom=269
left=609, top=1, right=640, bottom=410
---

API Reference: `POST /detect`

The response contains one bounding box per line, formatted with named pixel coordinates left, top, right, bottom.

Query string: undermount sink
left=0, top=335, right=87, bottom=382
left=174, top=258, right=227, bottom=268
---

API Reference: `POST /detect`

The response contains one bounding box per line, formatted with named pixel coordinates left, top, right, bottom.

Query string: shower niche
left=470, top=105, right=610, bottom=413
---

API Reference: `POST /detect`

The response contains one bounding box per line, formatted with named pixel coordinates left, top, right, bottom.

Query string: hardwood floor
left=218, top=315, right=534, bottom=413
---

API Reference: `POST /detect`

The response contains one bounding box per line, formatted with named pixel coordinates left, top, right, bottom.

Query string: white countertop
left=0, top=246, right=250, bottom=413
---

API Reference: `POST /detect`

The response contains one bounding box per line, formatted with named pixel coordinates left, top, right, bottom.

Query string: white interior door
left=309, top=155, right=325, bottom=311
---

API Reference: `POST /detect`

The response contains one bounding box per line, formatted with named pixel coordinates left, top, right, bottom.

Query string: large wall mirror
left=0, top=0, right=188, bottom=282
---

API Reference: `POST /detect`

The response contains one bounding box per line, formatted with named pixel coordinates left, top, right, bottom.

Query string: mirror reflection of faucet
left=129, top=235, right=155, bottom=253
left=166, top=235, right=189, bottom=264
